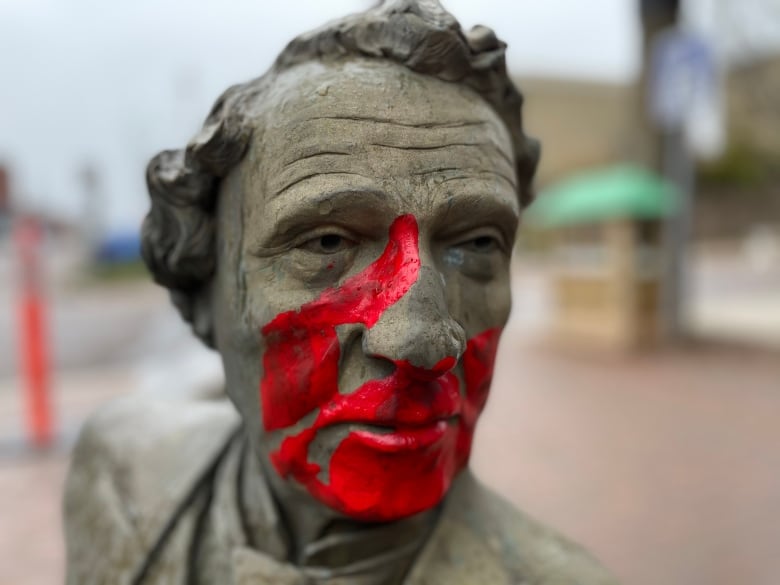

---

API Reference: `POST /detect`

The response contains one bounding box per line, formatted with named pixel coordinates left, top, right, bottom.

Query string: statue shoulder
left=63, top=392, right=239, bottom=585
left=410, top=471, right=620, bottom=585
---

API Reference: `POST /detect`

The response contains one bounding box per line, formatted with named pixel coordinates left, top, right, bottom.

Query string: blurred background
left=0, top=1, right=778, bottom=584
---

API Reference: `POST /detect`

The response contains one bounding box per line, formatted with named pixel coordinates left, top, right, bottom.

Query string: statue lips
left=312, top=357, right=462, bottom=453
left=260, top=214, right=500, bottom=520
left=351, top=423, right=451, bottom=451
left=315, top=374, right=462, bottom=453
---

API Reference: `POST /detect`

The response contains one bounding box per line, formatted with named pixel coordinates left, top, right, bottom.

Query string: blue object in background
left=95, top=231, right=141, bottom=264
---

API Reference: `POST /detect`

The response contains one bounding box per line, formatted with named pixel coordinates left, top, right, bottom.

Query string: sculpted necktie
left=231, top=543, right=417, bottom=585
left=231, top=511, right=430, bottom=585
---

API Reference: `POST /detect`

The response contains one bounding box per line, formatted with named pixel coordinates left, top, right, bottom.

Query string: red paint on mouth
left=260, top=214, right=501, bottom=521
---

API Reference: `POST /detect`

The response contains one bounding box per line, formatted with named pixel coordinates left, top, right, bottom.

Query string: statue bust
left=64, top=2, right=618, bottom=584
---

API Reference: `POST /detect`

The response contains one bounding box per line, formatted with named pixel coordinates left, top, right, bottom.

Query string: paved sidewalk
left=0, top=452, right=69, bottom=585
left=0, top=366, right=138, bottom=585
left=474, top=335, right=780, bottom=585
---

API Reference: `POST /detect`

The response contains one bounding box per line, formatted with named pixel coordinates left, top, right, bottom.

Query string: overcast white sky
left=0, top=0, right=777, bottom=232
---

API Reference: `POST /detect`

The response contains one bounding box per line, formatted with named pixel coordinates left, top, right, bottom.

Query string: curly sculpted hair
left=141, top=0, right=540, bottom=346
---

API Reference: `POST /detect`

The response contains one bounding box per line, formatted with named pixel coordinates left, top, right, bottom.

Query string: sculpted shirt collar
left=203, top=432, right=436, bottom=585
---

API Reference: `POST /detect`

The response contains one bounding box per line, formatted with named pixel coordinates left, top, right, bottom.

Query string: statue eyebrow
left=254, top=188, right=392, bottom=251
left=433, top=193, right=519, bottom=242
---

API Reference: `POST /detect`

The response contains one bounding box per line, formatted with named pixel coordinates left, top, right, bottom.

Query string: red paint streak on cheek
left=260, top=215, right=420, bottom=431
left=260, top=212, right=502, bottom=521
left=455, top=327, right=501, bottom=466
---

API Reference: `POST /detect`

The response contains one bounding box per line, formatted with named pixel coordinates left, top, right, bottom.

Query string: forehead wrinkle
left=254, top=82, right=517, bottom=215
left=369, top=141, right=514, bottom=171
left=282, top=151, right=350, bottom=169
left=272, top=171, right=374, bottom=201
left=270, top=143, right=515, bottom=202
left=305, top=115, right=491, bottom=130
left=272, top=116, right=507, bottom=161
left=414, top=168, right=517, bottom=190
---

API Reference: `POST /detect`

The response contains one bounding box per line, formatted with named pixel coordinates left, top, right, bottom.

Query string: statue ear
left=518, top=137, right=542, bottom=208
left=170, top=287, right=215, bottom=348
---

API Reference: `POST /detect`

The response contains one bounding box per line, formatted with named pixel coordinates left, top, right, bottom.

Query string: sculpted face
left=212, top=59, right=519, bottom=522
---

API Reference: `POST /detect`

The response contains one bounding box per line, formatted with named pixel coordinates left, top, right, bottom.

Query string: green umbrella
left=526, top=165, right=678, bottom=228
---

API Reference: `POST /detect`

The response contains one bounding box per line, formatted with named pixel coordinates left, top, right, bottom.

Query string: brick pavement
left=474, top=337, right=780, bottom=585
left=0, top=367, right=138, bottom=585
left=0, top=452, right=68, bottom=585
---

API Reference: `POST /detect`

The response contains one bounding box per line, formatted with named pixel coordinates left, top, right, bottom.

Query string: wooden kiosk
left=527, top=166, right=676, bottom=351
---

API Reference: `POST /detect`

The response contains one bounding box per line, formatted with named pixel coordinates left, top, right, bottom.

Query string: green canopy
left=526, top=165, right=677, bottom=228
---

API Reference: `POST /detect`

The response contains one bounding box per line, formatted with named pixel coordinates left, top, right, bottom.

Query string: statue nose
left=361, top=266, right=466, bottom=372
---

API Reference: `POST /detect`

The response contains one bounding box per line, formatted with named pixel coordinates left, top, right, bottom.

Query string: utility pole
left=640, top=0, right=703, bottom=342
left=639, top=0, right=681, bottom=169
left=0, top=165, right=11, bottom=237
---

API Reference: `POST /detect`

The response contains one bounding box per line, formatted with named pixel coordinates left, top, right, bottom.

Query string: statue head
left=141, top=0, right=539, bottom=523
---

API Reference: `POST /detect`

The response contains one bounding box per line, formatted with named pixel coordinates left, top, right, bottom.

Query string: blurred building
left=519, top=78, right=634, bottom=184
left=727, top=55, right=780, bottom=160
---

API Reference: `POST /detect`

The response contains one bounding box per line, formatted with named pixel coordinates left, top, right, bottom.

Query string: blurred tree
left=715, top=0, right=780, bottom=65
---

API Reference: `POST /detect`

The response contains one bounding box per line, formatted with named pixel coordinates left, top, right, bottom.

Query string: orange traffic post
left=15, top=216, right=54, bottom=448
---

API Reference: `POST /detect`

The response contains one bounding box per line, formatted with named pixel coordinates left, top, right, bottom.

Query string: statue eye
left=461, top=235, right=500, bottom=253
left=300, top=233, right=356, bottom=254
left=471, top=236, right=497, bottom=252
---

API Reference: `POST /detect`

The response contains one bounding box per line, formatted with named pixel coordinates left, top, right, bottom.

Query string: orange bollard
left=15, top=217, right=54, bottom=448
